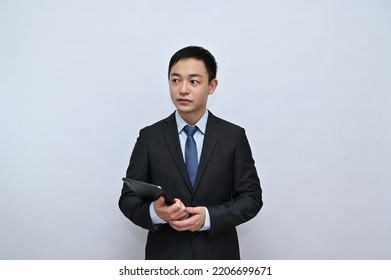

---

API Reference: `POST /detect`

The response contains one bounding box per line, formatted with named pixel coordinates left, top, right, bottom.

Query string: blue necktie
left=184, top=125, right=198, bottom=187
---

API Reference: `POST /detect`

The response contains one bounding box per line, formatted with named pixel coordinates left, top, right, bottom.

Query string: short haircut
left=168, top=46, right=218, bottom=83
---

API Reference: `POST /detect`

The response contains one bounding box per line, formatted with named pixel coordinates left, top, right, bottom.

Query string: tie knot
left=184, top=125, right=197, bottom=137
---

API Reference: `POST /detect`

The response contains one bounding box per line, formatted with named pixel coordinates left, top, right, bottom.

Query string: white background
left=1, top=0, right=390, bottom=259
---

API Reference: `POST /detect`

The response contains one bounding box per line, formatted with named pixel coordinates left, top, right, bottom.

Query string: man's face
left=169, top=58, right=218, bottom=123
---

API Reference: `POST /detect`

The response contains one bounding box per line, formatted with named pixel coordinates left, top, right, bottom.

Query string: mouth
left=177, top=98, right=191, bottom=104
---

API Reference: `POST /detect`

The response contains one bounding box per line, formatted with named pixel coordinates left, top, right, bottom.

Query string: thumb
left=185, top=207, right=196, bottom=214
left=154, top=196, right=165, bottom=206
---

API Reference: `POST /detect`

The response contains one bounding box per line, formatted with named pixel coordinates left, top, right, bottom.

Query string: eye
left=171, top=78, right=180, bottom=83
left=191, top=80, right=199, bottom=85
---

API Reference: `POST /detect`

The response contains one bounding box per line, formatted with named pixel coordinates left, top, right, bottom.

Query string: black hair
left=168, top=46, right=218, bottom=83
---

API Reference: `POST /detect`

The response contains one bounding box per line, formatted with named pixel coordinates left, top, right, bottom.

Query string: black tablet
left=122, top=178, right=175, bottom=205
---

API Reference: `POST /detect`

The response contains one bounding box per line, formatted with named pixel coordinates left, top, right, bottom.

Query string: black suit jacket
left=119, top=111, right=262, bottom=259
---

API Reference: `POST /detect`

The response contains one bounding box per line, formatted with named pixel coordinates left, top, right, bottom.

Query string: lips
left=177, top=98, right=191, bottom=104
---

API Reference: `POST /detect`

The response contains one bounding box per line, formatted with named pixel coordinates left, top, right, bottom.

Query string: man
left=119, top=46, right=262, bottom=259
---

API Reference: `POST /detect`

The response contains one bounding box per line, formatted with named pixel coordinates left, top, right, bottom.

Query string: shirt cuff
left=149, top=202, right=167, bottom=225
left=199, top=207, right=211, bottom=231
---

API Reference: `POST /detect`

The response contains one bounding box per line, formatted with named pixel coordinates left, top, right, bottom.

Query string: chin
left=176, top=105, right=192, bottom=112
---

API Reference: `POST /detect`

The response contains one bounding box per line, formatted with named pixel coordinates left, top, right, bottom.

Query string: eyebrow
left=170, top=72, right=204, bottom=78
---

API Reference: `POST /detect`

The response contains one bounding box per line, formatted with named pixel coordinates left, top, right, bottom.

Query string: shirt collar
left=175, top=110, right=208, bottom=134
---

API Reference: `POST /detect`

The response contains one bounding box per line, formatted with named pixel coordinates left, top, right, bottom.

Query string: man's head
left=168, top=46, right=217, bottom=83
left=168, top=46, right=218, bottom=125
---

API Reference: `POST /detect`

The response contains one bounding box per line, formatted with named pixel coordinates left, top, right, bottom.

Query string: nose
left=179, top=81, right=190, bottom=95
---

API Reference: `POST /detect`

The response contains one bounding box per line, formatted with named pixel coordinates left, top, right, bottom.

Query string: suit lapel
left=162, top=111, right=222, bottom=193
left=162, top=113, right=193, bottom=191
left=194, top=112, right=221, bottom=191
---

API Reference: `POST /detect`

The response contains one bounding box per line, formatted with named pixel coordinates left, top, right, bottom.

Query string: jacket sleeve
left=207, top=129, right=263, bottom=236
left=118, top=129, right=155, bottom=231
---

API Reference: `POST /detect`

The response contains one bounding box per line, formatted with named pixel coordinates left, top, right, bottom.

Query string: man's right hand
left=154, top=196, right=188, bottom=222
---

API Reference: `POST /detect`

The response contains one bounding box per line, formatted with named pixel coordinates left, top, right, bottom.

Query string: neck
left=179, top=109, right=206, bottom=125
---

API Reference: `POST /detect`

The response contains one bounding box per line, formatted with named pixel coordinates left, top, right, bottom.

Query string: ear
left=208, top=79, right=218, bottom=95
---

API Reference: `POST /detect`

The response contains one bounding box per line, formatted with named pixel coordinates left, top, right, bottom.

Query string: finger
left=186, top=207, right=204, bottom=216
left=154, top=196, right=166, bottom=207
left=169, top=221, right=191, bottom=232
left=176, top=212, right=190, bottom=220
left=170, top=214, right=195, bottom=227
left=185, top=207, right=197, bottom=214
left=173, top=198, right=183, bottom=205
left=169, top=217, right=201, bottom=232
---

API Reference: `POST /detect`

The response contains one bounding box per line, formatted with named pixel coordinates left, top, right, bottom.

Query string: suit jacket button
left=191, top=202, right=197, bottom=207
